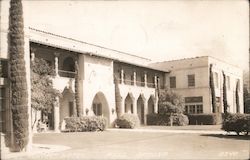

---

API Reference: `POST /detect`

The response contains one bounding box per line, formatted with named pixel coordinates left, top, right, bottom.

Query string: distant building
left=150, top=56, right=244, bottom=114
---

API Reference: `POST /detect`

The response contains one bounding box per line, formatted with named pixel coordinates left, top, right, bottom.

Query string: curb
left=107, top=128, right=226, bottom=134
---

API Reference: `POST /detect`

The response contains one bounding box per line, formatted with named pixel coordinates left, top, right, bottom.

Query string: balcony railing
left=58, top=70, right=76, bottom=78
left=147, top=82, right=155, bottom=88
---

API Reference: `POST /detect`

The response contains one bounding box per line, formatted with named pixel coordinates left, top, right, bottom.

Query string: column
left=133, top=98, right=137, bottom=115
left=120, top=96, right=125, bottom=114
left=143, top=100, right=148, bottom=125
left=121, top=69, right=124, bottom=84
left=54, top=96, right=60, bottom=132
left=30, top=48, right=36, bottom=62
left=154, top=98, right=158, bottom=114
left=54, top=52, right=60, bottom=77
left=154, top=75, right=157, bottom=88
left=144, top=72, right=147, bottom=87
left=133, top=71, right=136, bottom=86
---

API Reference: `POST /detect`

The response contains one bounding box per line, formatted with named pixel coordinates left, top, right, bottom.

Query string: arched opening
left=60, top=57, right=75, bottom=78
left=124, top=93, right=134, bottom=113
left=137, top=94, right=146, bottom=124
left=148, top=95, right=155, bottom=114
left=92, top=92, right=110, bottom=125
left=60, top=88, right=75, bottom=123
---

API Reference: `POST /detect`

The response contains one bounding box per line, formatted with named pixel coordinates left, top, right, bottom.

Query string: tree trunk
left=75, top=61, right=82, bottom=117
left=8, top=0, right=29, bottom=152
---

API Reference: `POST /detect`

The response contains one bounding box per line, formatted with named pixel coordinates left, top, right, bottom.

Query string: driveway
left=6, top=129, right=250, bottom=160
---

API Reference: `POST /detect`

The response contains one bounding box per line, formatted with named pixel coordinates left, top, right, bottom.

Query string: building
left=150, top=56, right=244, bottom=114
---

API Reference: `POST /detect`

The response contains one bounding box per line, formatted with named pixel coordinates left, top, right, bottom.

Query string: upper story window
left=188, top=74, right=195, bottom=87
left=226, top=76, right=230, bottom=90
left=170, top=76, right=176, bottom=88
left=0, top=60, right=8, bottom=78
left=214, top=72, right=219, bottom=88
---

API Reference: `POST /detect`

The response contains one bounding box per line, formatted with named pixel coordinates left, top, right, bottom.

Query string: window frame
left=187, top=74, right=195, bottom=87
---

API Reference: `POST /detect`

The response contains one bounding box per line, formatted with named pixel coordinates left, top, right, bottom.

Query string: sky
left=4, top=0, right=249, bottom=70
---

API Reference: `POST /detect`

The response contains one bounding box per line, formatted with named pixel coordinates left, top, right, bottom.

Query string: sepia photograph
left=0, top=0, right=249, bottom=159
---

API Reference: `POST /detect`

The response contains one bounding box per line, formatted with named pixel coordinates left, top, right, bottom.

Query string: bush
left=115, top=113, right=140, bottom=129
left=222, top=113, right=250, bottom=135
left=187, top=114, right=222, bottom=125
left=64, top=116, right=107, bottom=132
left=147, top=113, right=189, bottom=126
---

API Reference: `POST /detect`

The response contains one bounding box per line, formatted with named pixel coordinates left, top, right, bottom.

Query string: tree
left=8, top=0, right=29, bottom=151
left=75, top=61, right=82, bottom=117
left=114, top=75, right=122, bottom=118
left=158, top=88, right=184, bottom=114
left=236, top=80, right=240, bottom=113
left=222, top=71, right=228, bottom=114
left=31, top=58, right=59, bottom=129
left=209, top=64, right=216, bottom=113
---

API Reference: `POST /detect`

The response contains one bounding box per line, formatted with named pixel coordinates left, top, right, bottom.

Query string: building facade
left=150, top=56, right=244, bottom=114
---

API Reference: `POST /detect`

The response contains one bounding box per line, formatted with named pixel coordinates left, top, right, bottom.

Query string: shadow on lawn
left=201, top=134, right=250, bottom=140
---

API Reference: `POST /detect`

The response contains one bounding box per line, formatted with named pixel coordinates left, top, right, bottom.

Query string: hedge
left=222, top=113, right=250, bottom=135
left=64, top=116, right=107, bottom=132
left=187, top=114, right=222, bottom=125
left=147, top=113, right=189, bottom=126
left=115, top=113, right=140, bottom=129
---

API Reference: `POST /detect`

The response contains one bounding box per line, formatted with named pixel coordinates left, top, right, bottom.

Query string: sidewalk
left=108, top=125, right=227, bottom=135
left=2, top=144, right=70, bottom=160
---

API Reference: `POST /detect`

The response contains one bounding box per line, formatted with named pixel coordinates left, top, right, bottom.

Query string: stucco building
left=151, top=56, right=244, bottom=114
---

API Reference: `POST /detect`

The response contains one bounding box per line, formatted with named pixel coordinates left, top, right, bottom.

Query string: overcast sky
left=11, top=0, right=250, bottom=71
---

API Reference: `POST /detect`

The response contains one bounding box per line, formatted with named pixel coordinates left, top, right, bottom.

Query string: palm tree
left=75, top=60, right=82, bottom=117
left=8, top=0, right=29, bottom=151
left=114, top=75, right=122, bottom=118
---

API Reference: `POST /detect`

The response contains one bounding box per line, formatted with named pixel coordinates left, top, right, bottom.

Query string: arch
left=62, top=56, right=75, bottom=72
left=137, top=94, right=146, bottom=124
left=92, top=92, right=110, bottom=125
left=60, top=87, right=75, bottom=123
left=124, top=93, right=134, bottom=113
left=148, top=95, right=155, bottom=114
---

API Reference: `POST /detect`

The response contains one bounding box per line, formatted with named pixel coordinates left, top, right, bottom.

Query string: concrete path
left=2, top=144, right=70, bottom=160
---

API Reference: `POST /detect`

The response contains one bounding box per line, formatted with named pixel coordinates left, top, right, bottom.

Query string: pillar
left=121, top=96, right=125, bottom=114
left=143, top=100, right=148, bottom=125
left=30, top=48, right=36, bottom=62
left=54, top=52, right=60, bottom=77
left=121, top=69, right=124, bottom=84
left=133, top=98, right=137, bottom=115
left=154, top=98, right=158, bottom=114
left=53, top=96, right=60, bottom=132
left=154, top=75, right=157, bottom=88
left=144, top=72, right=147, bottom=87
left=133, top=71, right=136, bottom=86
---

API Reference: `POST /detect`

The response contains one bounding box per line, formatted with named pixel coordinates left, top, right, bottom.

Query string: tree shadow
left=201, top=134, right=250, bottom=140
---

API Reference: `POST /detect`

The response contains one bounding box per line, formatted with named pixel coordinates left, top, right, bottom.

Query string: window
left=196, top=105, right=203, bottom=113
left=185, top=96, right=203, bottom=114
left=214, top=72, right=219, bottom=88
left=188, top=74, right=195, bottom=87
left=170, top=76, right=176, bottom=88
left=93, top=103, right=102, bottom=116
left=226, top=76, right=230, bottom=90
left=0, top=60, right=8, bottom=78
left=237, top=79, right=240, bottom=91
left=185, top=105, right=203, bottom=114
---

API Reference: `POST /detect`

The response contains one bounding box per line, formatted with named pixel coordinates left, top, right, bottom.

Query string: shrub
left=115, top=113, right=140, bottom=129
left=147, top=113, right=188, bottom=126
left=187, top=114, right=222, bottom=125
left=172, top=114, right=189, bottom=126
left=222, top=113, right=250, bottom=135
left=64, top=116, right=107, bottom=132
